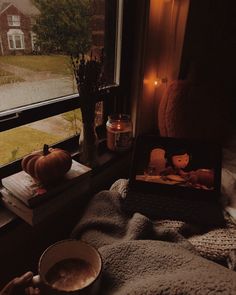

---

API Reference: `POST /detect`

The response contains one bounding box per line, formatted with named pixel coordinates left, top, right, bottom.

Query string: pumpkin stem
left=43, top=144, right=50, bottom=155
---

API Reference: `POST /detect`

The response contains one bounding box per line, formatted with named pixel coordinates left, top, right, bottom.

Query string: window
left=0, top=109, right=82, bottom=167
left=7, top=15, right=20, bottom=26
left=31, top=32, right=37, bottom=51
left=7, top=29, right=25, bottom=49
left=1, top=0, right=120, bottom=112
left=0, top=0, right=131, bottom=177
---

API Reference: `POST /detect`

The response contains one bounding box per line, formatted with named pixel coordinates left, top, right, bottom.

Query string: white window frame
left=7, top=15, right=21, bottom=26
left=31, top=32, right=37, bottom=51
left=7, top=29, right=25, bottom=50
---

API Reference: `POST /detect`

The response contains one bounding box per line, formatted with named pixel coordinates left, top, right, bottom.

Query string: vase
left=79, top=122, right=98, bottom=168
left=77, top=80, right=99, bottom=167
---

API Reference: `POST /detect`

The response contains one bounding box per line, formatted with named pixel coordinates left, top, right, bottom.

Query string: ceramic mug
left=33, top=239, right=102, bottom=295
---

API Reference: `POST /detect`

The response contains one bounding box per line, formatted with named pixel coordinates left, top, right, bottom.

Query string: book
left=1, top=160, right=91, bottom=208
left=0, top=169, right=91, bottom=226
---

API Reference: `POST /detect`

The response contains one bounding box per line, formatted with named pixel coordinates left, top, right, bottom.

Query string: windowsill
left=1, top=117, right=113, bottom=178
left=0, top=146, right=132, bottom=233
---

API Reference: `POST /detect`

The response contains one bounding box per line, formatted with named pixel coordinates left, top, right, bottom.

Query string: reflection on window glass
left=0, top=0, right=118, bottom=112
left=0, top=109, right=82, bottom=167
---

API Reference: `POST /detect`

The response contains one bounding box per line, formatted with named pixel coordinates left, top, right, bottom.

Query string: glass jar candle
left=106, top=114, right=133, bottom=152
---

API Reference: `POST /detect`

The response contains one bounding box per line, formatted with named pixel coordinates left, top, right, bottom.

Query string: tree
left=32, top=0, right=93, bottom=56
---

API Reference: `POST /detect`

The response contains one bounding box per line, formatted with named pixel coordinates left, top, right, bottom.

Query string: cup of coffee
left=33, top=239, right=102, bottom=295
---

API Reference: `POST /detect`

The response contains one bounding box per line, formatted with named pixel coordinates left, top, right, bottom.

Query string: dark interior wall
left=179, top=0, right=236, bottom=129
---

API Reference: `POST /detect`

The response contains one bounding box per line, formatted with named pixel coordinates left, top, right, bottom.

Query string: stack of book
left=0, top=160, right=91, bottom=226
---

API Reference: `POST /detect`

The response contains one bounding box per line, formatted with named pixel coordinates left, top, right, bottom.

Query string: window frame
left=8, top=33, right=25, bottom=50
left=31, top=31, right=37, bottom=51
left=0, top=85, right=122, bottom=177
left=0, top=0, right=137, bottom=179
left=7, top=15, right=21, bottom=27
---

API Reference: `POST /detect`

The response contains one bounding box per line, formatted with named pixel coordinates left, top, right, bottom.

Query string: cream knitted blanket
left=71, top=183, right=236, bottom=295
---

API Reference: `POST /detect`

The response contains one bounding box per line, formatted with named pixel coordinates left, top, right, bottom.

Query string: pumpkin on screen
left=21, top=144, right=72, bottom=185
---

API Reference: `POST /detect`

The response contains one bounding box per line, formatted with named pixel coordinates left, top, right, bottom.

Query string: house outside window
left=7, top=29, right=25, bottom=49
left=7, top=15, right=20, bottom=26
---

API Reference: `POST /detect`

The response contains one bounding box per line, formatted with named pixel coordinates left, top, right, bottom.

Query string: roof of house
left=0, top=0, right=40, bottom=16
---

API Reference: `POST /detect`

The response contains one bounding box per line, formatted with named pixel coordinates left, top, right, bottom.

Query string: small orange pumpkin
left=21, top=144, right=72, bottom=185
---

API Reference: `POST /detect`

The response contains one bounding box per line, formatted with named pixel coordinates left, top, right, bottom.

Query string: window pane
left=13, top=15, right=20, bottom=26
left=14, top=36, right=22, bottom=49
left=0, top=109, right=82, bottom=167
left=13, top=15, right=20, bottom=21
left=8, top=36, right=14, bottom=49
left=7, top=15, right=20, bottom=26
left=7, top=15, right=13, bottom=26
left=0, top=0, right=120, bottom=113
left=0, top=103, right=104, bottom=167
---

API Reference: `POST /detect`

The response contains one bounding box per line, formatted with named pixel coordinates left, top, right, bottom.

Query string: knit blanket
left=71, top=183, right=236, bottom=295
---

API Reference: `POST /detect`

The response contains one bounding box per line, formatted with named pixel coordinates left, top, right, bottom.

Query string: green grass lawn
left=0, top=109, right=84, bottom=166
left=0, top=68, right=25, bottom=85
left=62, top=109, right=82, bottom=124
left=0, top=126, right=63, bottom=166
left=0, top=55, right=73, bottom=76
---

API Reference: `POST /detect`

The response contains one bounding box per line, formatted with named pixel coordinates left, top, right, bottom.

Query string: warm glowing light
left=117, top=124, right=121, bottom=130
left=143, top=75, right=168, bottom=88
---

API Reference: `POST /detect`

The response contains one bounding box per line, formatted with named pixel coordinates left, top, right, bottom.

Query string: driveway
left=0, top=77, right=76, bottom=111
left=0, top=61, right=77, bottom=111
left=0, top=62, right=80, bottom=137
left=27, top=113, right=82, bottom=137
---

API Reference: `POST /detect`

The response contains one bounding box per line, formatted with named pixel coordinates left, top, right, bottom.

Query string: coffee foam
left=46, top=258, right=97, bottom=292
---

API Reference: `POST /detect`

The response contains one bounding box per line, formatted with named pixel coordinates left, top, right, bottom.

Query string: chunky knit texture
left=71, top=180, right=236, bottom=295
left=112, top=179, right=236, bottom=264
